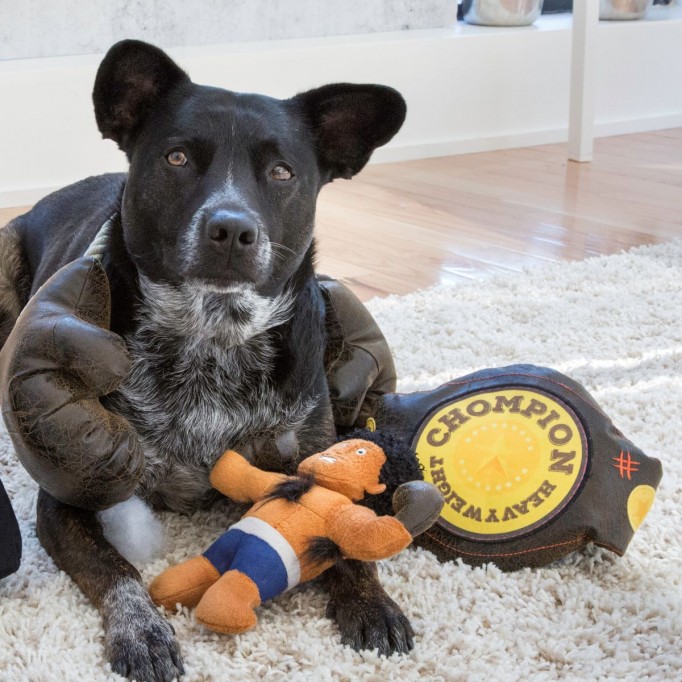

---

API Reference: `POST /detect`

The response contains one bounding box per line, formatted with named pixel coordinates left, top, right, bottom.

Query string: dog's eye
left=356, top=448, right=367, bottom=456
left=166, top=150, right=187, bottom=167
left=270, top=164, right=293, bottom=181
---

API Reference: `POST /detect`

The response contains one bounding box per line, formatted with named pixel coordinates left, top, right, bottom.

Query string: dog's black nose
left=205, top=209, right=258, bottom=251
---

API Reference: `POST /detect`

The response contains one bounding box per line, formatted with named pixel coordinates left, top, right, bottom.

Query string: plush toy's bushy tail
left=337, top=428, right=423, bottom=517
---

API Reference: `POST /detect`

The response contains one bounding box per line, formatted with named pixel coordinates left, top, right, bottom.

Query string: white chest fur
left=105, top=277, right=313, bottom=512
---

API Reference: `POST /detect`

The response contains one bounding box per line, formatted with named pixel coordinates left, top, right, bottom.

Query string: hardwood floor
left=2, top=128, right=681, bottom=302
left=315, top=128, right=682, bottom=300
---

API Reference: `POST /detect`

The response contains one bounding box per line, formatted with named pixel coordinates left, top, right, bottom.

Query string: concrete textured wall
left=0, top=0, right=457, bottom=60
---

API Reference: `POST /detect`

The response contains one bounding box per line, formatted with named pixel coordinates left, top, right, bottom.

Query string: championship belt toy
left=355, top=364, right=663, bottom=570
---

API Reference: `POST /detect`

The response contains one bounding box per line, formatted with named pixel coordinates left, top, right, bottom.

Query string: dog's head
left=93, top=40, right=406, bottom=300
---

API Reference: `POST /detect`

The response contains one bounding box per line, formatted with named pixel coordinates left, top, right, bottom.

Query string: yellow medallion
left=415, top=388, right=587, bottom=541
left=627, top=485, right=655, bottom=532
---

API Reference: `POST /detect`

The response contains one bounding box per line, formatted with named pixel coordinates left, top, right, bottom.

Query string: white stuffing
left=98, top=496, right=166, bottom=567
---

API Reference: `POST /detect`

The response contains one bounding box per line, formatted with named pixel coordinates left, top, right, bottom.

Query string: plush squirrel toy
left=149, top=439, right=443, bottom=634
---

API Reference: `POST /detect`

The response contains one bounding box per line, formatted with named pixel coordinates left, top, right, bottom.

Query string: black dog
left=0, top=40, right=408, bottom=681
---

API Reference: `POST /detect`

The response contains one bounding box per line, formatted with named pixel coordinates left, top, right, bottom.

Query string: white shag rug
left=1, top=241, right=681, bottom=682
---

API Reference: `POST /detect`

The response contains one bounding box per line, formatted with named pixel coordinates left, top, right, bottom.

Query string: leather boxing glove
left=318, top=277, right=397, bottom=430
left=0, top=257, right=144, bottom=510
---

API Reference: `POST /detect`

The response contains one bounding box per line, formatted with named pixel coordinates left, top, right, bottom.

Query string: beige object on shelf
left=600, top=0, right=654, bottom=20
left=462, top=0, right=544, bottom=26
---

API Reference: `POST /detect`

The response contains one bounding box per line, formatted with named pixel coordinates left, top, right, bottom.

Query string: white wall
left=1, top=6, right=681, bottom=207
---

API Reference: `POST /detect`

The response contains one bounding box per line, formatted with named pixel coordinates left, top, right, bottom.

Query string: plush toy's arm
left=326, top=504, right=412, bottom=562
left=210, top=450, right=287, bottom=503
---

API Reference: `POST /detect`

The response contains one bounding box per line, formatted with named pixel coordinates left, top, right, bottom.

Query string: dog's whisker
left=269, top=250, right=287, bottom=265
left=270, top=242, right=297, bottom=258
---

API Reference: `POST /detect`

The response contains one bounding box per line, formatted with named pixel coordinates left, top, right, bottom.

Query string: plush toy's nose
left=366, top=482, right=387, bottom=496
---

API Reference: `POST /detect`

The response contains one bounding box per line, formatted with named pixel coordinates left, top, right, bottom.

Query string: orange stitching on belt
left=423, top=531, right=583, bottom=558
left=423, top=530, right=623, bottom=558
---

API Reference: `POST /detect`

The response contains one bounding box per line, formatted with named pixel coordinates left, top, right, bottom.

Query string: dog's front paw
left=104, top=581, right=184, bottom=681
left=327, top=587, right=415, bottom=656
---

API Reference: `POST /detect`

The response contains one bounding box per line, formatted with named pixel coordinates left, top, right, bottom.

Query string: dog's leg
left=324, top=558, right=414, bottom=656
left=37, top=489, right=184, bottom=682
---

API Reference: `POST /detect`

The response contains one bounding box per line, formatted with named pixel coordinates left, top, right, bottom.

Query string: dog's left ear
left=292, top=83, right=406, bottom=182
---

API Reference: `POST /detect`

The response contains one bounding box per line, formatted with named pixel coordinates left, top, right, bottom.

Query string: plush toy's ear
left=292, top=83, right=406, bottom=182
left=93, top=39, right=190, bottom=155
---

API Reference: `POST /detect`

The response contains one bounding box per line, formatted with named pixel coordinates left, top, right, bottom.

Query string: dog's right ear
left=93, top=40, right=190, bottom=155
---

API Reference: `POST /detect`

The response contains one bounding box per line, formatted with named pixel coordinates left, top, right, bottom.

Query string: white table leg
left=568, top=0, right=600, bottom=162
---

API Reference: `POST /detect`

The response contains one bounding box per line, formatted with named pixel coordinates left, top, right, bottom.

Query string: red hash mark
left=613, top=450, right=640, bottom=480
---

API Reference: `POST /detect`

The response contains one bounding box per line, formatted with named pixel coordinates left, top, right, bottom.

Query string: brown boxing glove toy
left=149, top=439, right=443, bottom=634
left=0, top=255, right=144, bottom=511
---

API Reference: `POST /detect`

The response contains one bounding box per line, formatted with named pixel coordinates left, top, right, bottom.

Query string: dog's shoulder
left=18, top=174, right=126, bottom=293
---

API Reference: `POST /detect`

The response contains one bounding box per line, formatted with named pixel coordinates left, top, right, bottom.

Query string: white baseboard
left=374, top=129, right=568, bottom=164
left=0, top=186, right=64, bottom=211
left=593, top=113, right=682, bottom=140
left=1, top=6, right=681, bottom=209
left=376, top=112, right=682, bottom=164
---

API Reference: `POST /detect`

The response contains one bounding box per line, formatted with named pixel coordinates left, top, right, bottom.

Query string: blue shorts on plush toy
left=202, top=517, right=300, bottom=602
